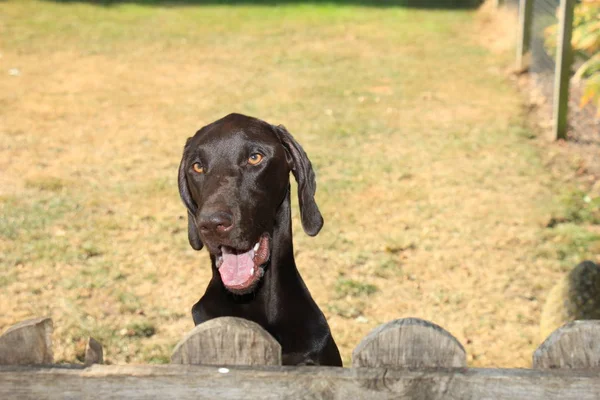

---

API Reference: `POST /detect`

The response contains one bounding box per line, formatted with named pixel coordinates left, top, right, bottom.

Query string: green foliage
left=572, top=1, right=600, bottom=115
left=561, top=189, right=600, bottom=225
left=334, top=278, right=378, bottom=298
left=544, top=1, right=600, bottom=115
left=125, top=321, right=156, bottom=338
left=571, top=1, right=600, bottom=55
left=574, top=53, right=600, bottom=114
left=539, top=223, right=600, bottom=268
left=327, top=277, right=378, bottom=319
left=541, top=188, right=600, bottom=269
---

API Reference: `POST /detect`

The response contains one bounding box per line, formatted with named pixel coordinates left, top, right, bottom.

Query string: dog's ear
left=273, top=124, right=324, bottom=236
left=178, top=140, right=203, bottom=251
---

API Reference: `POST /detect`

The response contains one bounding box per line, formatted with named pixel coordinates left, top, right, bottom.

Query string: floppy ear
left=178, top=142, right=203, bottom=251
left=273, top=124, right=324, bottom=236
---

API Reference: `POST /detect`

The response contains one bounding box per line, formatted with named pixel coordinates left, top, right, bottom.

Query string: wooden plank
left=352, top=318, right=466, bottom=368
left=171, top=317, right=281, bottom=366
left=552, top=0, right=575, bottom=140
left=84, top=337, right=103, bottom=366
left=534, top=320, right=600, bottom=369
left=1, top=364, right=600, bottom=400
left=516, top=0, right=534, bottom=71
left=0, top=317, right=53, bottom=365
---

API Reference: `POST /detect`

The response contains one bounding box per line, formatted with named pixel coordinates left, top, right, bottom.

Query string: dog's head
left=178, top=113, right=323, bottom=294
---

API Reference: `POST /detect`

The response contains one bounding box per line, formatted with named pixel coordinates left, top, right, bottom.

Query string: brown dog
left=178, top=113, right=342, bottom=366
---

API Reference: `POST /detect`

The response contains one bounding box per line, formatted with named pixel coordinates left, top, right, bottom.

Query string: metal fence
left=512, top=0, right=576, bottom=139
left=530, top=0, right=560, bottom=109
left=510, top=0, right=600, bottom=144
left=503, top=0, right=520, bottom=7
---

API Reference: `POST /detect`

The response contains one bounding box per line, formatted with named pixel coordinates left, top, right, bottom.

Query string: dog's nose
left=199, top=211, right=234, bottom=234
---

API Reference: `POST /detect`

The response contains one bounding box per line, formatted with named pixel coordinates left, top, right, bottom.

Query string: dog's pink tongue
left=219, top=248, right=254, bottom=287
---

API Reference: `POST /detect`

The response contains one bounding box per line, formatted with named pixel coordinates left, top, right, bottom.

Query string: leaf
left=574, top=54, right=600, bottom=81
left=579, top=73, right=600, bottom=117
left=569, top=3, right=600, bottom=55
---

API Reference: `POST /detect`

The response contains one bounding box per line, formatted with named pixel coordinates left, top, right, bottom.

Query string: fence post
left=0, top=317, right=53, bottom=365
left=84, top=337, right=103, bottom=366
left=516, top=0, right=534, bottom=72
left=533, top=320, right=600, bottom=369
left=352, top=318, right=466, bottom=368
left=171, top=317, right=281, bottom=366
left=552, top=0, right=575, bottom=140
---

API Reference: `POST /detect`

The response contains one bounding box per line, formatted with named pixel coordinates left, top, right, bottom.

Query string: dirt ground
left=523, top=73, right=600, bottom=178
left=1, top=0, right=599, bottom=368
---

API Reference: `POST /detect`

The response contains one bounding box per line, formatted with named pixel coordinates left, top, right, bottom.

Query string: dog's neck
left=209, top=187, right=304, bottom=302
left=265, top=188, right=300, bottom=283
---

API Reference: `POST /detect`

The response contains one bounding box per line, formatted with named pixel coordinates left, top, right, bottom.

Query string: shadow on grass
left=41, top=0, right=484, bottom=9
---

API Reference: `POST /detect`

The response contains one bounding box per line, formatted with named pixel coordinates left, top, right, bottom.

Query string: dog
left=178, top=113, right=342, bottom=366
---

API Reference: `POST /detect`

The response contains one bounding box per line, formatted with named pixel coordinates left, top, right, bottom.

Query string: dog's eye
left=248, top=153, right=263, bottom=166
left=192, top=163, right=204, bottom=174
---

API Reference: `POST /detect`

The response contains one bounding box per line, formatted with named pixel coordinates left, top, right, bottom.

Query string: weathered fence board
left=0, top=317, right=53, bottom=365
left=171, top=317, right=281, bottom=366
left=352, top=318, right=466, bottom=368
left=1, top=364, right=599, bottom=400
left=3, top=315, right=600, bottom=398
left=534, top=320, right=600, bottom=369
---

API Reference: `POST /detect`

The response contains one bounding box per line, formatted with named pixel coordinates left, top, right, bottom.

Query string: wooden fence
left=1, top=316, right=600, bottom=399
left=513, top=0, right=576, bottom=140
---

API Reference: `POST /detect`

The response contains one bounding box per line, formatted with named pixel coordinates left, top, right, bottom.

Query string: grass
left=560, top=190, right=600, bottom=225
left=538, top=224, right=600, bottom=270
left=334, top=278, right=378, bottom=298
left=1, top=0, right=598, bottom=368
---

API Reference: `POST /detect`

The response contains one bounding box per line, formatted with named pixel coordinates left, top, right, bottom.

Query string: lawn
left=1, top=0, right=598, bottom=367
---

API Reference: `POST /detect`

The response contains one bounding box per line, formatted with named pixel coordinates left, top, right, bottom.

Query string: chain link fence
left=503, top=0, right=520, bottom=7
left=509, top=0, right=598, bottom=140
left=529, top=0, right=560, bottom=114
left=502, top=0, right=599, bottom=174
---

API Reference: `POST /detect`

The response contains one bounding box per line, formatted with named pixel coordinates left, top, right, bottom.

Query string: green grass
left=560, top=190, right=600, bottom=225
left=125, top=321, right=157, bottom=338
left=539, top=224, right=600, bottom=270
left=335, top=277, right=378, bottom=298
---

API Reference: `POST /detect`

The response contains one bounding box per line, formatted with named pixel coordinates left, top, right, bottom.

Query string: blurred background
left=0, top=0, right=598, bottom=367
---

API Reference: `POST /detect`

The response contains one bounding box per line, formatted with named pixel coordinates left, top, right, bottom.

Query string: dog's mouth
left=215, top=234, right=270, bottom=293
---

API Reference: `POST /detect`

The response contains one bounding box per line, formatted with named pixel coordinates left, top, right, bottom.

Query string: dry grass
left=475, top=0, right=518, bottom=56
left=1, top=0, right=599, bottom=367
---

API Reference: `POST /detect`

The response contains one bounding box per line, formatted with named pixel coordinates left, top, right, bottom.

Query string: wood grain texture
left=84, top=337, right=103, bottom=366
left=171, top=317, right=281, bottom=366
left=533, top=320, right=600, bottom=369
left=352, top=318, right=466, bottom=368
left=0, top=317, right=53, bottom=365
left=1, top=364, right=599, bottom=400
